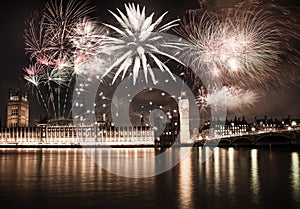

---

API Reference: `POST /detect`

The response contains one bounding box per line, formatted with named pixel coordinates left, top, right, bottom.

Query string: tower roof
left=180, top=90, right=187, bottom=99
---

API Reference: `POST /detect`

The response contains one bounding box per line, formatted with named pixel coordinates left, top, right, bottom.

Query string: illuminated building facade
left=0, top=122, right=154, bottom=146
left=200, top=117, right=250, bottom=138
left=6, top=88, right=29, bottom=128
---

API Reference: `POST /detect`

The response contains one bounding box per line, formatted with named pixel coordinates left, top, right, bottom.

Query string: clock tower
left=178, top=90, right=190, bottom=144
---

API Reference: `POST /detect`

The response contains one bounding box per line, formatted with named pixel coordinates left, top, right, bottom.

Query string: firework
left=23, top=0, right=96, bottom=119
left=100, top=3, right=185, bottom=85
left=176, top=1, right=300, bottom=88
left=23, top=64, right=43, bottom=87
left=196, top=85, right=258, bottom=112
left=42, top=0, right=95, bottom=67
left=70, top=18, right=109, bottom=75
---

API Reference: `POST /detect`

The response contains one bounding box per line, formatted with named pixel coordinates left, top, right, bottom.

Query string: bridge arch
left=218, top=138, right=231, bottom=146
left=256, top=134, right=293, bottom=144
left=232, top=137, right=253, bottom=144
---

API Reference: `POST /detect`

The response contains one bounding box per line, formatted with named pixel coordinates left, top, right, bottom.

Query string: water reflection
left=85, top=147, right=193, bottom=178
left=213, top=148, right=220, bottom=195
left=0, top=149, right=99, bottom=193
left=228, top=147, right=235, bottom=195
left=178, top=148, right=193, bottom=209
left=251, top=149, right=260, bottom=203
left=0, top=148, right=299, bottom=209
left=291, top=152, right=300, bottom=202
left=203, top=147, right=211, bottom=181
left=86, top=148, right=156, bottom=178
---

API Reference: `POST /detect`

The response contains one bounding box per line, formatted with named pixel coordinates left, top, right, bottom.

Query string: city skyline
left=0, top=0, right=300, bottom=125
left=0, top=2, right=299, bottom=208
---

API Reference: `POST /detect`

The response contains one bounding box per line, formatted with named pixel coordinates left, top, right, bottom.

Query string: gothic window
left=11, top=107, right=19, bottom=116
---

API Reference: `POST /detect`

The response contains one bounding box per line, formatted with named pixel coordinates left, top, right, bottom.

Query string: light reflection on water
left=251, top=149, right=260, bottom=203
left=213, top=147, right=220, bottom=196
left=291, top=152, right=300, bottom=202
left=85, top=147, right=192, bottom=178
left=0, top=147, right=299, bottom=209
left=228, top=147, right=235, bottom=195
left=178, top=148, right=193, bottom=209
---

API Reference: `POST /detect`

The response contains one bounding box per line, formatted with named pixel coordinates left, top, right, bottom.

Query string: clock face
left=181, top=100, right=188, bottom=109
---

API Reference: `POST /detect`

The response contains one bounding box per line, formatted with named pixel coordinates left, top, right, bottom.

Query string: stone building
left=6, top=88, right=29, bottom=128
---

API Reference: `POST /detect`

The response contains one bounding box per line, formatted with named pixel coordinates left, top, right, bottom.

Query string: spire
left=8, top=88, right=12, bottom=98
left=180, top=89, right=187, bottom=100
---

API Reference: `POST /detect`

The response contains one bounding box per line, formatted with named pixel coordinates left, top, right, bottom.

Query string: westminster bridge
left=195, top=129, right=300, bottom=147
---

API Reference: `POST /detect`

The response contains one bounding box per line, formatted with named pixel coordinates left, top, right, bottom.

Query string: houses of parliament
left=1, top=88, right=296, bottom=147
left=6, top=88, right=29, bottom=128
left=0, top=88, right=193, bottom=146
left=0, top=88, right=155, bottom=146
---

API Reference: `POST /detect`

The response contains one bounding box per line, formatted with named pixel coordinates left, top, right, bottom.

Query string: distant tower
left=178, top=90, right=190, bottom=144
left=6, top=88, right=29, bottom=128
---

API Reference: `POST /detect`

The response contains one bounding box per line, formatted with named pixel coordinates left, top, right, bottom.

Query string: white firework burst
left=101, top=3, right=186, bottom=85
left=197, top=85, right=259, bottom=111
left=70, top=18, right=109, bottom=75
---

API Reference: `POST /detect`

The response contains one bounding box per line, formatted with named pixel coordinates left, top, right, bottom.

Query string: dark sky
left=0, top=0, right=300, bottom=125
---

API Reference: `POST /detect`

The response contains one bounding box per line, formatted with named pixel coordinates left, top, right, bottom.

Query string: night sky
left=0, top=0, right=300, bottom=126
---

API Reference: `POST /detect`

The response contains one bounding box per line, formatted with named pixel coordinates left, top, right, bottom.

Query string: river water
left=0, top=147, right=299, bottom=209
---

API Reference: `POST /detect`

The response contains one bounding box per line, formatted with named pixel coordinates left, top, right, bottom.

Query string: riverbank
left=0, top=143, right=299, bottom=149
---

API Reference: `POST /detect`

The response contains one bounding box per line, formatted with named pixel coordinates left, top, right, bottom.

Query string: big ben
left=178, top=91, right=190, bottom=144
